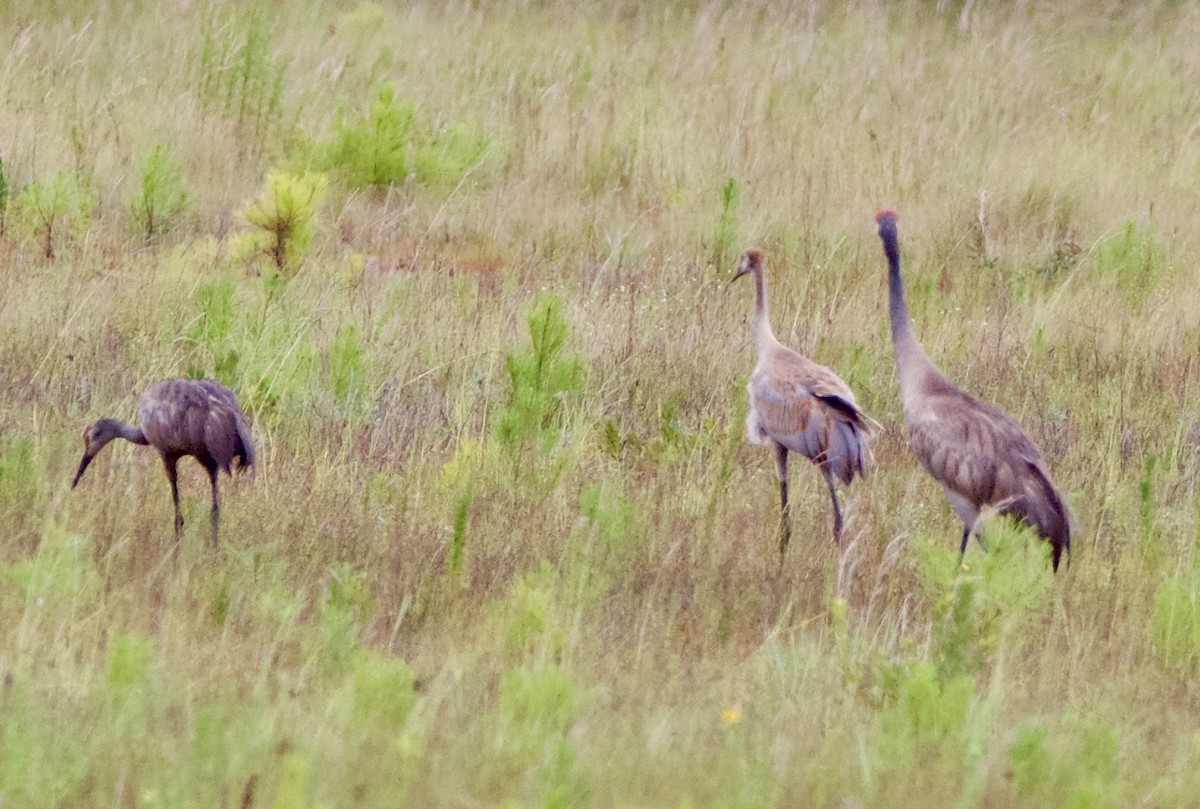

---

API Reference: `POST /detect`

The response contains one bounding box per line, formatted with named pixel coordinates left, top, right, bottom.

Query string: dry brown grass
left=3, top=1, right=1200, bottom=806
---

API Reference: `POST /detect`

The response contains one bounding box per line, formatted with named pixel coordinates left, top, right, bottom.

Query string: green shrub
left=129, top=144, right=189, bottom=240
left=11, top=172, right=94, bottom=259
left=310, top=85, right=490, bottom=191
left=231, top=172, right=328, bottom=274
left=319, top=85, right=413, bottom=188
left=915, top=520, right=1055, bottom=685
left=495, top=292, right=585, bottom=455
left=876, top=662, right=975, bottom=764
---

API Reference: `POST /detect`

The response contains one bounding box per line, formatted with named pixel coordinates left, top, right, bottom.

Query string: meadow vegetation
left=3, top=1, right=1200, bottom=805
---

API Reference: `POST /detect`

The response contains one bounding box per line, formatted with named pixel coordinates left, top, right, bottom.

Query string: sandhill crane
left=72, top=378, right=256, bottom=547
left=875, top=210, right=1071, bottom=570
left=732, top=249, right=875, bottom=555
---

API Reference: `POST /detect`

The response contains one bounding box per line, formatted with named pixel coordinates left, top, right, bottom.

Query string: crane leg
left=773, top=443, right=791, bottom=558
left=208, top=466, right=220, bottom=548
left=164, top=456, right=184, bottom=540
left=824, top=469, right=843, bottom=546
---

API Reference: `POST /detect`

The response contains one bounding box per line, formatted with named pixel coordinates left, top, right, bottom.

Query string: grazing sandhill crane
left=732, top=249, right=875, bottom=555
left=875, top=210, right=1071, bottom=570
left=72, top=378, right=255, bottom=547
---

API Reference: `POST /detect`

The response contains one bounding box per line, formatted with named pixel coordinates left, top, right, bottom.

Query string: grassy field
left=3, top=1, right=1200, bottom=806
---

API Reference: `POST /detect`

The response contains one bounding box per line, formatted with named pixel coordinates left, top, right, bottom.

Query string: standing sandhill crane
left=733, top=249, right=875, bottom=555
left=875, top=210, right=1071, bottom=570
left=72, top=378, right=255, bottom=547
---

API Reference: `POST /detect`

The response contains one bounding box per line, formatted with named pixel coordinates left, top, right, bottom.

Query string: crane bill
left=72, top=453, right=95, bottom=488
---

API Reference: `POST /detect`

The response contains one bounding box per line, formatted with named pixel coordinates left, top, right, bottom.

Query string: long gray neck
left=881, top=226, right=938, bottom=401
left=751, top=266, right=777, bottom=350
left=119, top=422, right=149, bottom=445
left=103, top=419, right=149, bottom=446
left=883, top=229, right=916, bottom=349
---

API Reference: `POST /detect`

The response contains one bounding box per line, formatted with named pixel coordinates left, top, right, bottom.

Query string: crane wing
left=198, top=380, right=254, bottom=474
left=907, top=391, right=1068, bottom=550
left=138, top=379, right=254, bottom=474
left=907, top=394, right=1029, bottom=500
left=748, top=353, right=872, bottom=483
left=138, top=380, right=201, bottom=455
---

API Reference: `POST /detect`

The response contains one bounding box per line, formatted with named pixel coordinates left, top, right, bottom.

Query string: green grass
left=3, top=1, right=1200, bottom=806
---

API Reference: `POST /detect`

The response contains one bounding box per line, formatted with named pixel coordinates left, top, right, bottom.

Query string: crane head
left=72, top=419, right=121, bottom=488
left=730, top=249, right=763, bottom=284
left=875, top=209, right=898, bottom=239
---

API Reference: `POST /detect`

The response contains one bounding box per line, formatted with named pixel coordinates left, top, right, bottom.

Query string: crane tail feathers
left=234, top=420, right=256, bottom=471
left=1019, top=458, right=1071, bottom=569
left=987, top=458, right=1071, bottom=570
left=822, top=418, right=871, bottom=485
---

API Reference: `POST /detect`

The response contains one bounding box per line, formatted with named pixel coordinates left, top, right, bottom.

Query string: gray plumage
left=876, top=210, right=1071, bottom=571
left=72, top=378, right=255, bottom=547
left=733, top=249, right=875, bottom=554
